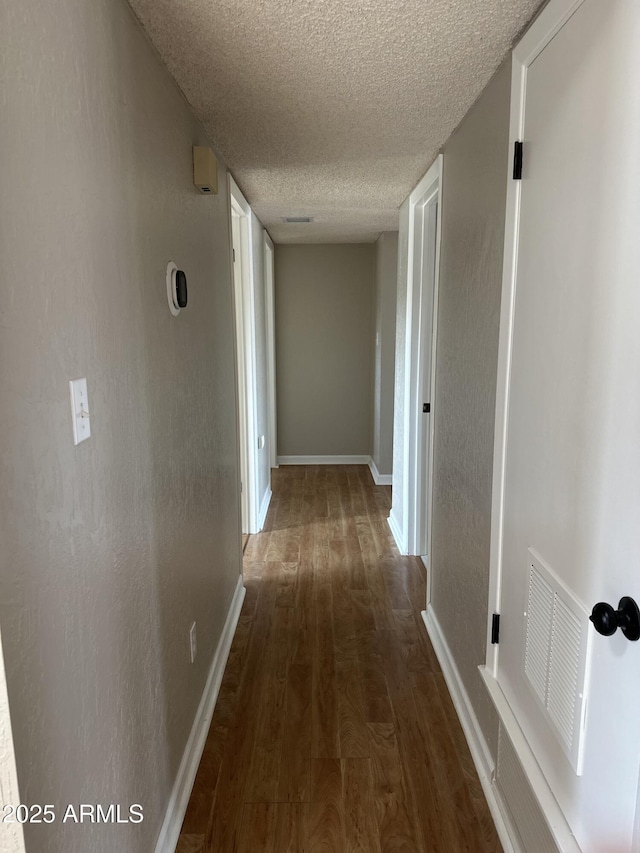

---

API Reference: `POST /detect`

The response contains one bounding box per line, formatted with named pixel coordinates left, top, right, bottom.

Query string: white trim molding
left=391, top=155, right=442, bottom=560
left=387, top=509, right=406, bottom=555
left=229, top=175, right=261, bottom=535
left=421, top=607, right=519, bottom=853
left=480, top=667, right=580, bottom=853
left=257, top=487, right=272, bottom=531
left=154, top=576, right=246, bottom=853
left=263, top=232, right=278, bottom=471
left=277, top=455, right=370, bottom=465
left=368, top=456, right=392, bottom=486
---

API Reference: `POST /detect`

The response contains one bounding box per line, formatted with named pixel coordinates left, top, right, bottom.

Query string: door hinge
left=423, top=403, right=431, bottom=413
left=233, top=247, right=236, bottom=262
left=513, top=141, right=523, bottom=180
left=491, top=613, right=500, bottom=644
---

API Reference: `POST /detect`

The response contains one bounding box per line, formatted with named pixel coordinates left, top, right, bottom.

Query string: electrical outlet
left=189, top=622, right=197, bottom=664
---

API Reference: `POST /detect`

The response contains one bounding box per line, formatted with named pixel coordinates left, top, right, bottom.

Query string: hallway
left=177, top=466, right=501, bottom=852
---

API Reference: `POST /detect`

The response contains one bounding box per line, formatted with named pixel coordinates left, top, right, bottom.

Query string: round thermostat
left=166, top=261, right=188, bottom=316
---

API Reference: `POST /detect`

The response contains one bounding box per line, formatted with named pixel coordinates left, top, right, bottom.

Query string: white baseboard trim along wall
left=368, top=456, right=393, bottom=486
left=277, top=455, right=370, bottom=465
left=154, top=576, right=246, bottom=853
left=421, top=607, right=521, bottom=853
left=257, top=487, right=272, bottom=531
left=387, top=509, right=406, bottom=555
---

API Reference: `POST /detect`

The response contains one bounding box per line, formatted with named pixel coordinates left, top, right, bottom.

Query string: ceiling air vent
left=282, top=216, right=313, bottom=223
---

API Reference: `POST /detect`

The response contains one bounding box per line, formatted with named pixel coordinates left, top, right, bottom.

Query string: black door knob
left=590, top=596, right=640, bottom=641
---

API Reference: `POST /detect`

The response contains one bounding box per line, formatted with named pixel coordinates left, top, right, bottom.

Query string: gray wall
left=275, top=244, right=375, bottom=458
left=372, top=232, right=398, bottom=477
left=430, top=60, right=512, bottom=751
left=0, top=1, right=241, bottom=851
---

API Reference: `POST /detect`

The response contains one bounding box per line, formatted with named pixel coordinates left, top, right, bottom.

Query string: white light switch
left=69, top=378, right=91, bottom=445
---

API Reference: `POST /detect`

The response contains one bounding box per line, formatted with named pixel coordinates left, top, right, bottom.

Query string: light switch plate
left=69, top=378, right=91, bottom=445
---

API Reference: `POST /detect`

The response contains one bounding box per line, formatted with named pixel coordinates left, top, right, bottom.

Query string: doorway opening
left=390, top=155, right=442, bottom=607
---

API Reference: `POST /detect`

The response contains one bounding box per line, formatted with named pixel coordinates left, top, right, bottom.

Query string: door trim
left=393, top=155, right=442, bottom=601
left=263, top=233, right=278, bottom=471
left=483, top=0, right=591, bottom=845
left=229, top=175, right=260, bottom=535
left=485, top=0, right=588, bottom=676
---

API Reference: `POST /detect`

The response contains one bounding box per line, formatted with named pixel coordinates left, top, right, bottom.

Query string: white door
left=416, top=198, right=438, bottom=559
left=231, top=211, right=249, bottom=535
left=264, top=235, right=277, bottom=471
left=491, top=0, right=640, bottom=849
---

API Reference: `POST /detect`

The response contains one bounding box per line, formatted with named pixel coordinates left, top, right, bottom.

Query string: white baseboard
left=368, top=456, right=393, bottom=486
left=387, top=508, right=406, bottom=554
left=154, top=576, right=246, bottom=853
left=277, top=455, right=370, bottom=465
left=258, top=487, right=272, bottom=531
left=421, top=607, right=519, bottom=853
left=479, top=667, right=577, bottom=853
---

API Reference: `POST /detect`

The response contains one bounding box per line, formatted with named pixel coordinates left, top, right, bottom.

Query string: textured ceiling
left=128, top=0, right=543, bottom=243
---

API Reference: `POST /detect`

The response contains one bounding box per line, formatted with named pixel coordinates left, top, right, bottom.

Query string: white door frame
left=229, top=175, right=260, bottom=535
left=397, top=155, right=442, bottom=600
left=484, top=0, right=586, bottom=677
left=480, top=1, right=596, bottom=848
left=263, top=233, right=278, bottom=471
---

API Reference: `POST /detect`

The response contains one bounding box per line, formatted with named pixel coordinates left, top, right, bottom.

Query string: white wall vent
left=524, top=548, right=591, bottom=774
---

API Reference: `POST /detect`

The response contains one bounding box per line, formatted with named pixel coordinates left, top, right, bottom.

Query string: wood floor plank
left=368, top=722, right=422, bottom=853
left=278, top=663, right=312, bottom=803
left=244, top=603, right=293, bottom=802
left=175, top=833, right=204, bottom=853
left=275, top=560, right=298, bottom=608
left=180, top=724, right=227, bottom=836
left=378, top=617, right=454, bottom=853
left=343, top=758, right=381, bottom=853
left=180, top=465, right=502, bottom=853
left=204, top=562, right=280, bottom=852
left=310, top=552, right=340, bottom=758
left=237, top=803, right=304, bottom=853
left=357, top=630, right=394, bottom=725
left=336, top=658, right=370, bottom=758
left=305, top=759, right=345, bottom=851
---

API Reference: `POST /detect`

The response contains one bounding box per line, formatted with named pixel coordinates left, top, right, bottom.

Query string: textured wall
left=372, top=233, right=399, bottom=476
left=0, top=0, right=241, bottom=851
left=275, top=244, right=375, bottom=458
left=390, top=199, right=411, bottom=542
left=430, top=60, right=512, bottom=752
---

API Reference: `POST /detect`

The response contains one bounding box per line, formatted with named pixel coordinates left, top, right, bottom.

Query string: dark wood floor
left=177, top=465, right=501, bottom=853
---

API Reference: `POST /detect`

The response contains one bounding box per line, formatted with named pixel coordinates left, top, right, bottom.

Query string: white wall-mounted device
left=193, top=146, right=218, bottom=195
left=166, top=261, right=188, bottom=316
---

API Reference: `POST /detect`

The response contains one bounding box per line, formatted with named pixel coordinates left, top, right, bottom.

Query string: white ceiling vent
left=282, top=216, right=313, bottom=223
